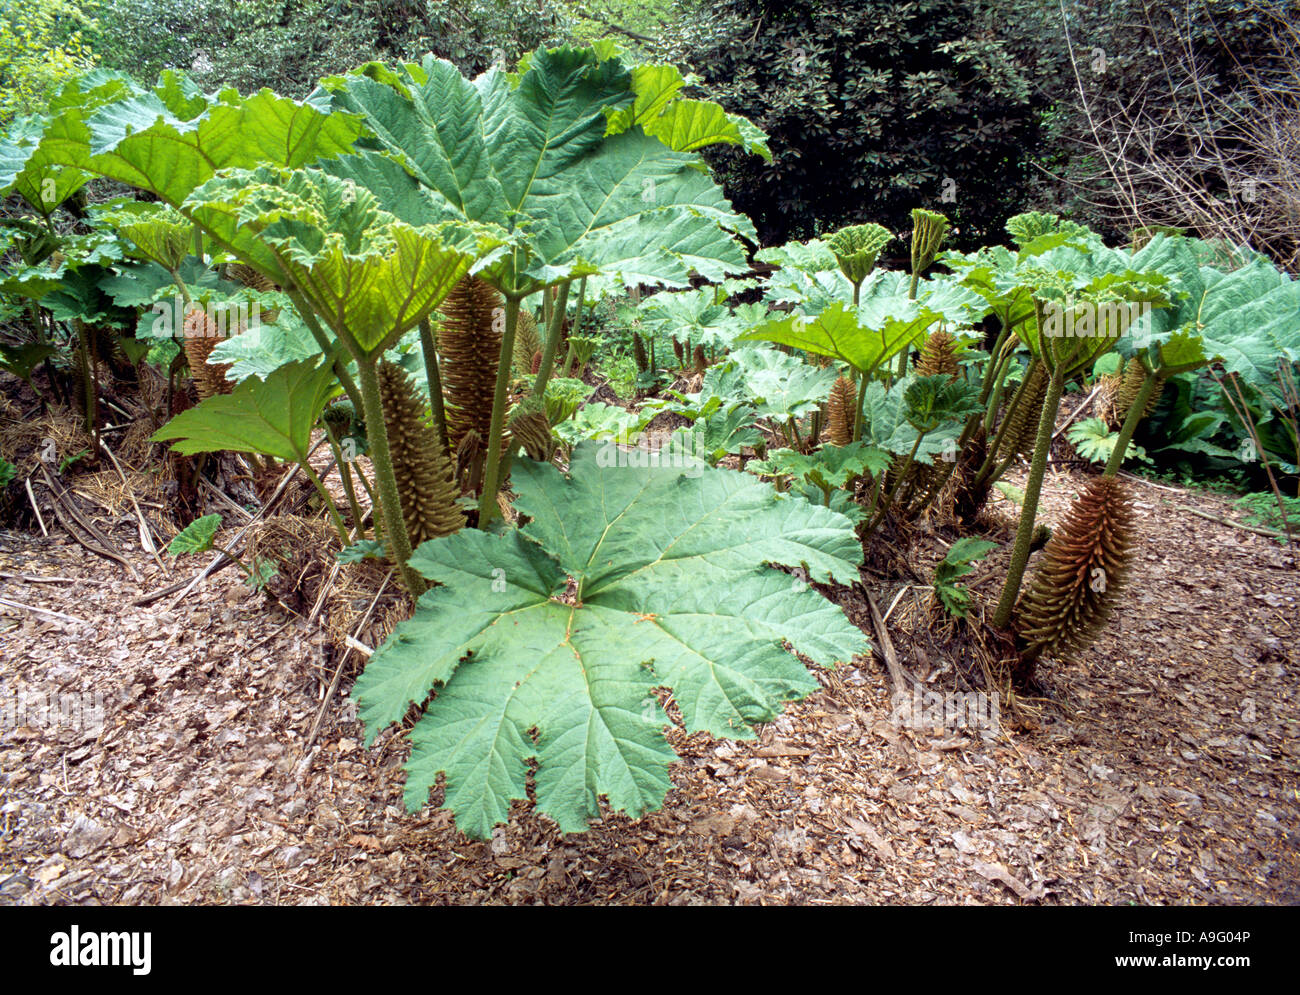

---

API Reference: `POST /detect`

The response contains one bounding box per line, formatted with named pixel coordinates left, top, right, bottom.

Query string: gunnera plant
left=181, top=308, right=233, bottom=400
left=998, top=361, right=1048, bottom=460
left=827, top=222, right=892, bottom=305
left=1116, top=356, right=1165, bottom=421
left=915, top=329, right=960, bottom=379
left=632, top=332, right=649, bottom=373
left=950, top=422, right=991, bottom=524
left=441, top=275, right=503, bottom=449
left=509, top=401, right=556, bottom=463
left=909, top=208, right=950, bottom=293
left=512, top=308, right=541, bottom=373
left=1014, top=475, right=1136, bottom=671
left=826, top=375, right=857, bottom=446
left=377, top=361, right=465, bottom=546
left=227, top=262, right=276, bottom=293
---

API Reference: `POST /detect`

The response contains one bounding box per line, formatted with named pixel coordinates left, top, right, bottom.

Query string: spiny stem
left=869, top=431, right=926, bottom=531
left=992, top=368, right=1066, bottom=629
left=321, top=420, right=367, bottom=540
left=976, top=357, right=1040, bottom=486
left=417, top=317, right=448, bottom=453
left=73, top=319, right=99, bottom=447
left=572, top=275, right=588, bottom=337
left=852, top=367, right=870, bottom=442
left=479, top=295, right=522, bottom=527
left=532, top=280, right=571, bottom=397
left=1103, top=367, right=1158, bottom=476
left=287, top=289, right=364, bottom=413
left=979, top=324, right=1012, bottom=408
left=354, top=355, right=426, bottom=597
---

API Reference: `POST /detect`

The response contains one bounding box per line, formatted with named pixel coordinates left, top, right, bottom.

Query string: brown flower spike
left=181, top=308, right=233, bottom=400
left=825, top=375, right=857, bottom=446
left=512, top=308, right=541, bottom=374
left=998, top=361, right=1047, bottom=460
left=1116, top=356, right=1165, bottom=420
left=914, top=329, right=959, bottom=378
left=440, top=275, right=503, bottom=449
left=1015, top=476, right=1136, bottom=663
left=377, top=361, right=465, bottom=546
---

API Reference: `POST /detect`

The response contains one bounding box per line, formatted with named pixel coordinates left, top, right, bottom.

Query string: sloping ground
left=0, top=469, right=1296, bottom=905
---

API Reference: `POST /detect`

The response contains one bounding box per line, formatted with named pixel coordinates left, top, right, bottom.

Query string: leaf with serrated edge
left=354, top=441, right=868, bottom=838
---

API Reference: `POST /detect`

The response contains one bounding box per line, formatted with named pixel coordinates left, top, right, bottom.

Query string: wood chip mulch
left=1, top=466, right=1297, bottom=905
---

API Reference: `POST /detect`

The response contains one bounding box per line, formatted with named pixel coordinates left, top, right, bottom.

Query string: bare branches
left=1063, top=0, right=1299, bottom=267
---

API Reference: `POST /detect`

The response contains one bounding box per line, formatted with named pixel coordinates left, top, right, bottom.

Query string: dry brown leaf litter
left=0, top=461, right=1297, bottom=905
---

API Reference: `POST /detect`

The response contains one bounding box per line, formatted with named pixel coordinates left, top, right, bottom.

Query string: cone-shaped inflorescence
left=672, top=338, right=685, bottom=365
left=454, top=428, right=483, bottom=495
left=693, top=344, right=707, bottom=374
left=511, top=308, right=541, bottom=373
left=910, top=208, right=950, bottom=276
left=1015, top=476, right=1136, bottom=664
left=999, top=362, right=1048, bottom=460
left=1116, top=356, right=1164, bottom=420
left=632, top=332, right=649, bottom=373
left=915, top=329, right=960, bottom=378
left=826, top=375, right=857, bottom=446
left=182, top=308, right=233, bottom=400
left=377, top=360, right=465, bottom=546
left=227, top=262, right=276, bottom=293
left=440, top=275, right=503, bottom=449
left=509, top=401, right=556, bottom=463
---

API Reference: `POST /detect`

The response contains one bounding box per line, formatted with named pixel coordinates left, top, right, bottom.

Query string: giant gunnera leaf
left=355, top=441, right=869, bottom=838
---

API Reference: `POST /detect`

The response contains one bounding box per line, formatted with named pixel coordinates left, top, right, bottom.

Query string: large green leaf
left=0, top=343, right=56, bottom=384
left=749, top=442, right=892, bottom=494
left=860, top=377, right=966, bottom=464
left=207, top=309, right=325, bottom=381
left=0, top=72, right=136, bottom=213
left=184, top=166, right=502, bottom=356
left=2, top=69, right=363, bottom=224
left=606, top=63, right=772, bottom=160
left=738, top=301, right=911, bottom=375
left=354, top=442, right=869, bottom=838
left=741, top=272, right=985, bottom=375
left=945, top=234, right=1172, bottom=352
left=756, top=238, right=839, bottom=276
left=637, top=287, right=748, bottom=350
left=1125, top=235, right=1299, bottom=381
left=725, top=346, right=840, bottom=420
left=0, top=114, right=89, bottom=215
left=321, top=46, right=758, bottom=295
left=152, top=356, right=337, bottom=462
left=82, top=78, right=365, bottom=207
left=96, top=201, right=194, bottom=272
